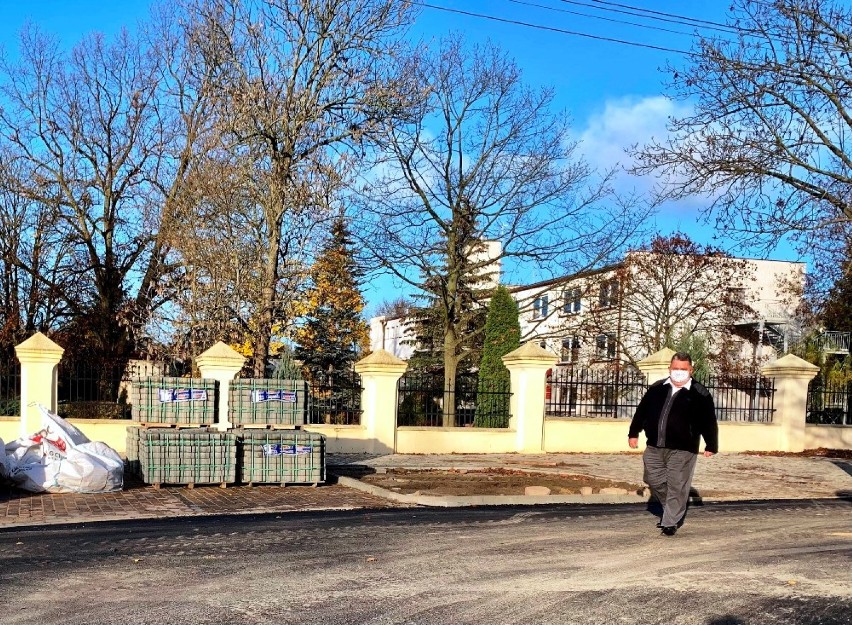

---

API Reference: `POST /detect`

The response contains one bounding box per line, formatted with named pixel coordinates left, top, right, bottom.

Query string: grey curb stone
left=333, top=475, right=648, bottom=507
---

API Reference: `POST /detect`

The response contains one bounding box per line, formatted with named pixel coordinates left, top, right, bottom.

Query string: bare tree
left=133, top=1, right=223, bottom=345
left=163, top=146, right=324, bottom=361
left=0, top=6, right=222, bottom=375
left=189, top=0, right=412, bottom=376
left=354, top=35, right=649, bottom=424
left=162, top=153, right=269, bottom=357
left=0, top=26, right=172, bottom=366
left=632, top=0, right=852, bottom=292
left=606, top=235, right=756, bottom=370
left=0, top=156, right=75, bottom=348
left=374, top=297, right=414, bottom=319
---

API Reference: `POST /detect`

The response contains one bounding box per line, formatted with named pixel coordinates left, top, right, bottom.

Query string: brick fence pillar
left=195, top=342, right=246, bottom=432
left=15, top=332, right=64, bottom=437
left=762, top=354, right=820, bottom=452
left=502, top=342, right=558, bottom=454
left=355, top=349, right=407, bottom=454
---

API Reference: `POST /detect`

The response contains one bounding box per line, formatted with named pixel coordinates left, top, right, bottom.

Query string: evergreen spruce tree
left=294, top=215, right=370, bottom=423
left=474, top=285, right=520, bottom=427
left=404, top=249, right=490, bottom=426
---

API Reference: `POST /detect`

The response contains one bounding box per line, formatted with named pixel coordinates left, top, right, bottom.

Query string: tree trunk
left=253, top=237, right=281, bottom=378
left=443, top=326, right=458, bottom=427
left=252, top=171, right=287, bottom=378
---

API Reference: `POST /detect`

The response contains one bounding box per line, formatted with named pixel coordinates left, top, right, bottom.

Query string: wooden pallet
left=149, top=481, right=230, bottom=489
left=233, top=423, right=303, bottom=430
left=243, top=481, right=320, bottom=487
left=137, top=422, right=213, bottom=429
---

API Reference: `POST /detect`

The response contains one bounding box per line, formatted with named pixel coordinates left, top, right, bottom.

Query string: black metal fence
left=707, top=375, right=776, bottom=423
left=306, top=368, right=363, bottom=426
left=807, top=377, right=852, bottom=426
left=57, top=359, right=131, bottom=419
left=545, top=367, right=776, bottom=423
left=58, top=359, right=186, bottom=420
left=397, top=372, right=512, bottom=428
left=54, top=354, right=362, bottom=425
left=0, top=357, right=20, bottom=416
left=545, top=368, right=646, bottom=419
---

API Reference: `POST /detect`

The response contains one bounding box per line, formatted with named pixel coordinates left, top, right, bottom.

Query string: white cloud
left=576, top=95, right=690, bottom=187
left=569, top=96, right=770, bottom=256
left=575, top=95, right=721, bottom=231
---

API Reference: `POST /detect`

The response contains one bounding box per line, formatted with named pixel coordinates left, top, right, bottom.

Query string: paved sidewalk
left=1, top=452, right=850, bottom=529
left=331, top=451, right=852, bottom=501
left=0, top=480, right=409, bottom=529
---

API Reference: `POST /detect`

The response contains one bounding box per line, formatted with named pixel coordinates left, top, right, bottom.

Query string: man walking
left=628, top=352, right=718, bottom=536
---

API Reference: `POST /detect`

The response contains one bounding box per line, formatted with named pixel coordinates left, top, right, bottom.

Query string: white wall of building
left=369, top=316, right=415, bottom=360
left=368, top=255, right=805, bottom=367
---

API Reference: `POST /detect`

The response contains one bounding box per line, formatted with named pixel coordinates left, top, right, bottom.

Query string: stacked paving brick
left=125, top=425, right=142, bottom=478
left=237, top=429, right=325, bottom=485
left=139, top=428, right=237, bottom=486
left=126, top=376, right=325, bottom=487
left=130, top=377, right=217, bottom=425
left=228, top=379, right=308, bottom=427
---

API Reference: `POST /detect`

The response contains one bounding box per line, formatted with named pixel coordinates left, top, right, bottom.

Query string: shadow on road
left=645, top=487, right=704, bottom=524
left=831, top=459, right=852, bottom=478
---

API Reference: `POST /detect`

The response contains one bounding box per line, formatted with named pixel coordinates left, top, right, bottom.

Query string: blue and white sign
left=251, top=390, right=297, bottom=403
left=158, top=388, right=208, bottom=403
left=262, top=444, right=313, bottom=456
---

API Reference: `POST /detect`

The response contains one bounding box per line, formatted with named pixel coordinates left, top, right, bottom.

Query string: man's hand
left=628, top=437, right=639, bottom=449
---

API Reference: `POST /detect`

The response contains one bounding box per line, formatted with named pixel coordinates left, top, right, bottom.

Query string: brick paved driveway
left=0, top=479, right=408, bottom=528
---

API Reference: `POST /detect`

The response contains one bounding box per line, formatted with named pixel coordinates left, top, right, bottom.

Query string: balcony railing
left=815, top=332, right=851, bottom=354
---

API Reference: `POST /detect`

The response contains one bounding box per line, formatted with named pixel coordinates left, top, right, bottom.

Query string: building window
left=562, top=288, right=581, bottom=314
left=598, top=279, right=619, bottom=308
left=533, top=294, right=549, bottom=319
left=561, top=336, right=581, bottom=363
left=726, top=287, right=747, bottom=307
left=593, top=385, right=617, bottom=413
left=595, top=333, right=616, bottom=360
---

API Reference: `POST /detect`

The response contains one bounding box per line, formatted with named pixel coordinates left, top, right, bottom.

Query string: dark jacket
left=628, top=379, right=719, bottom=454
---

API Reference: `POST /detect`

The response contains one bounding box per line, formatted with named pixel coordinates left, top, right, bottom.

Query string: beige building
left=371, top=252, right=805, bottom=371
left=369, top=315, right=415, bottom=361
left=512, top=254, right=805, bottom=370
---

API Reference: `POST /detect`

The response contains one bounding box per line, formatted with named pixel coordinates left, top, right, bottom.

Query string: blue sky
left=0, top=1, right=803, bottom=312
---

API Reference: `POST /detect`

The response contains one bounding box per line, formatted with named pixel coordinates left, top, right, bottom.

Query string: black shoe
left=660, top=526, right=677, bottom=536
left=657, top=518, right=685, bottom=529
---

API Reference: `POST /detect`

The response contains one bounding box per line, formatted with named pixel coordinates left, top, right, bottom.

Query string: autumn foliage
left=294, top=216, right=369, bottom=388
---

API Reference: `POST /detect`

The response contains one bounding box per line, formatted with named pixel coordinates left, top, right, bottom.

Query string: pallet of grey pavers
left=237, top=429, right=325, bottom=485
left=125, top=425, right=142, bottom=478
left=228, top=378, right=308, bottom=427
left=139, top=427, right=237, bottom=487
left=130, top=377, right=217, bottom=425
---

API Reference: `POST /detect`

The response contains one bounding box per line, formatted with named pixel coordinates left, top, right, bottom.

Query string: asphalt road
left=1, top=500, right=850, bottom=625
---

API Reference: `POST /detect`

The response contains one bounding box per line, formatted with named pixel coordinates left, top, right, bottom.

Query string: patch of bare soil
left=744, top=447, right=852, bottom=460
left=348, top=467, right=644, bottom=497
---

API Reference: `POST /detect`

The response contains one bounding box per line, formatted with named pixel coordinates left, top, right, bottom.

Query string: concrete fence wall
left=0, top=334, right=846, bottom=457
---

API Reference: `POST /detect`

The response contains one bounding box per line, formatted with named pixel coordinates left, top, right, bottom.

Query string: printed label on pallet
left=262, top=444, right=313, bottom=456
left=251, top=390, right=297, bottom=403
left=158, top=388, right=208, bottom=403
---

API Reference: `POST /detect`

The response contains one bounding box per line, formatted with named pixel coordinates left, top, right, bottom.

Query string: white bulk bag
left=1, top=405, right=123, bottom=493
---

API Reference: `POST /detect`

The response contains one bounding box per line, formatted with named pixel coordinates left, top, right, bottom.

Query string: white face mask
left=670, top=369, right=690, bottom=384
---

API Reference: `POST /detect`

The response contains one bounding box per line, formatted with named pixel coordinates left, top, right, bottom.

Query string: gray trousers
left=643, top=446, right=698, bottom=528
